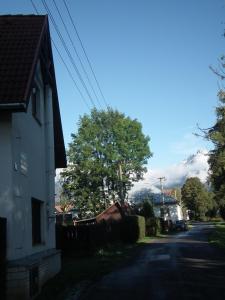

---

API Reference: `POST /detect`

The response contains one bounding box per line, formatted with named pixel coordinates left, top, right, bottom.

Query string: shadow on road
left=79, top=223, right=225, bottom=300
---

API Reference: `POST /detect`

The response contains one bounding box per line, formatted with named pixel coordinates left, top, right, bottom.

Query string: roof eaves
left=0, top=102, right=26, bottom=111
left=23, top=15, right=48, bottom=105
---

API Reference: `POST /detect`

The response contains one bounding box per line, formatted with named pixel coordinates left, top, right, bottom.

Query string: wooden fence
left=56, top=221, right=121, bottom=254
left=56, top=215, right=147, bottom=255
left=0, top=217, right=7, bottom=299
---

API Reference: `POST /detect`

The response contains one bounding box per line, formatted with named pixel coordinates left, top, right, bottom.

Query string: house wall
left=3, top=61, right=55, bottom=261
left=153, top=204, right=183, bottom=223
left=0, top=62, right=60, bottom=299
left=6, top=249, right=60, bottom=300
left=0, top=113, right=14, bottom=256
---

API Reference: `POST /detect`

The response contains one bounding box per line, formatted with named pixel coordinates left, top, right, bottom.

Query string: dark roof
left=150, top=193, right=178, bottom=205
left=0, top=15, right=66, bottom=168
left=154, top=201, right=179, bottom=207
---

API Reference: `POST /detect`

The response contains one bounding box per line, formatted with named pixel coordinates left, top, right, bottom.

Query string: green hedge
left=121, top=215, right=145, bottom=243
left=145, top=217, right=161, bottom=236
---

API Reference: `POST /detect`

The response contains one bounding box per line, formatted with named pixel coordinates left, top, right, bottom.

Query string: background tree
left=207, top=91, right=225, bottom=219
left=181, top=177, right=212, bottom=220
left=62, top=108, right=152, bottom=218
left=139, top=199, right=154, bottom=219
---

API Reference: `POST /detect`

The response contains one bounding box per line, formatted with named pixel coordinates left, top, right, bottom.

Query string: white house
left=153, top=201, right=184, bottom=223
left=0, top=15, right=66, bottom=299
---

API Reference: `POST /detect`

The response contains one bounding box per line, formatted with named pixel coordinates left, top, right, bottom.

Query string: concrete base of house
left=6, top=249, right=61, bottom=300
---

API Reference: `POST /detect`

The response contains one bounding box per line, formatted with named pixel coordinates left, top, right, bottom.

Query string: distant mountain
left=129, top=149, right=209, bottom=196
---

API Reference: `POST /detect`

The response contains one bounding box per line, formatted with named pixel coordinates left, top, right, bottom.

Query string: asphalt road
left=78, top=223, right=225, bottom=300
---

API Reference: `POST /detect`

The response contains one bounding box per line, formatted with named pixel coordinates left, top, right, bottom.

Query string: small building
left=153, top=197, right=183, bottom=223
left=55, top=205, right=78, bottom=225
left=74, top=201, right=131, bottom=225
left=0, top=15, right=66, bottom=299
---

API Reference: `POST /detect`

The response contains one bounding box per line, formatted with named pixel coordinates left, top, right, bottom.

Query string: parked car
left=174, top=220, right=188, bottom=231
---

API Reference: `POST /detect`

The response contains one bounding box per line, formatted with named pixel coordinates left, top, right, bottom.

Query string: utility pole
left=158, top=176, right=166, bottom=219
left=118, top=162, right=124, bottom=204
left=174, top=189, right=177, bottom=200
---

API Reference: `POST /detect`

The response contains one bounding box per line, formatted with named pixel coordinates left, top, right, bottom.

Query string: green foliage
left=121, top=216, right=146, bottom=243
left=62, top=108, right=152, bottom=218
left=129, top=189, right=155, bottom=218
left=207, top=92, right=225, bottom=219
left=139, top=199, right=154, bottom=219
left=209, top=223, right=225, bottom=249
left=181, top=177, right=213, bottom=220
left=145, top=217, right=161, bottom=236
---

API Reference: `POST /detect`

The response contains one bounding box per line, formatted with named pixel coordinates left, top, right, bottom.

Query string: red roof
left=55, top=205, right=64, bottom=214
left=0, top=15, right=66, bottom=168
left=0, top=15, right=46, bottom=105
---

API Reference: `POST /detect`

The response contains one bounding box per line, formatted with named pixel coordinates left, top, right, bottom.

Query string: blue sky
left=2, top=0, right=225, bottom=169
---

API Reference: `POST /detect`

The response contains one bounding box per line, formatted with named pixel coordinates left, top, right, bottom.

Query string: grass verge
left=37, top=238, right=152, bottom=300
left=209, top=223, right=225, bottom=249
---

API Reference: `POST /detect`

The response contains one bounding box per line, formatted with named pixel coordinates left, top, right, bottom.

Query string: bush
left=121, top=215, right=145, bottom=243
left=140, top=200, right=154, bottom=218
left=146, top=217, right=161, bottom=236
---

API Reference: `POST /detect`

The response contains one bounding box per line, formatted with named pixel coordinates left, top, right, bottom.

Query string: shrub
left=146, top=217, right=161, bottom=236
left=121, top=215, right=145, bottom=243
left=140, top=200, right=154, bottom=218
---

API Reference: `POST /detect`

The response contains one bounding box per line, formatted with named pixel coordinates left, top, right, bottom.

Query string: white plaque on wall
left=20, top=152, right=28, bottom=175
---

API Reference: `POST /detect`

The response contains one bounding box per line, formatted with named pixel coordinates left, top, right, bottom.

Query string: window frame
left=31, top=198, right=43, bottom=246
left=31, top=85, right=41, bottom=125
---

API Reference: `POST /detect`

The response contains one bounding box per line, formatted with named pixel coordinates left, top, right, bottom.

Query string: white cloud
left=130, top=149, right=209, bottom=195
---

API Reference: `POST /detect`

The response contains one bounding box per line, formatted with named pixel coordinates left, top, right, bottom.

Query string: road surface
left=76, top=223, right=225, bottom=300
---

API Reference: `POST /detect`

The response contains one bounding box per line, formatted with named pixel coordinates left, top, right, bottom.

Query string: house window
left=32, top=86, right=41, bottom=124
left=32, top=198, right=42, bottom=245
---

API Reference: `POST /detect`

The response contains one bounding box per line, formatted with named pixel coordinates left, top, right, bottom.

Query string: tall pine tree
left=208, top=91, right=225, bottom=219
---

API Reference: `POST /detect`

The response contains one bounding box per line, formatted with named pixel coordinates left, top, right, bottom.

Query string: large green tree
left=181, top=177, right=212, bottom=220
left=207, top=91, right=225, bottom=219
left=62, top=108, right=152, bottom=218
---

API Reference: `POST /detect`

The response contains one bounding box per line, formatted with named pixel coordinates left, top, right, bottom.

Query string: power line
left=30, top=0, right=38, bottom=13
left=52, top=0, right=103, bottom=109
left=31, top=0, right=108, bottom=110
left=158, top=176, right=166, bottom=219
left=29, top=0, right=91, bottom=110
left=41, top=0, right=97, bottom=108
left=51, top=40, right=91, bottom=110
left=62, top=0, right=109, bottom=108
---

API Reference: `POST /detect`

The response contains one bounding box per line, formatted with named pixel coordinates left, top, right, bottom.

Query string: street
left=78, top=223, right=225, bottom=300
